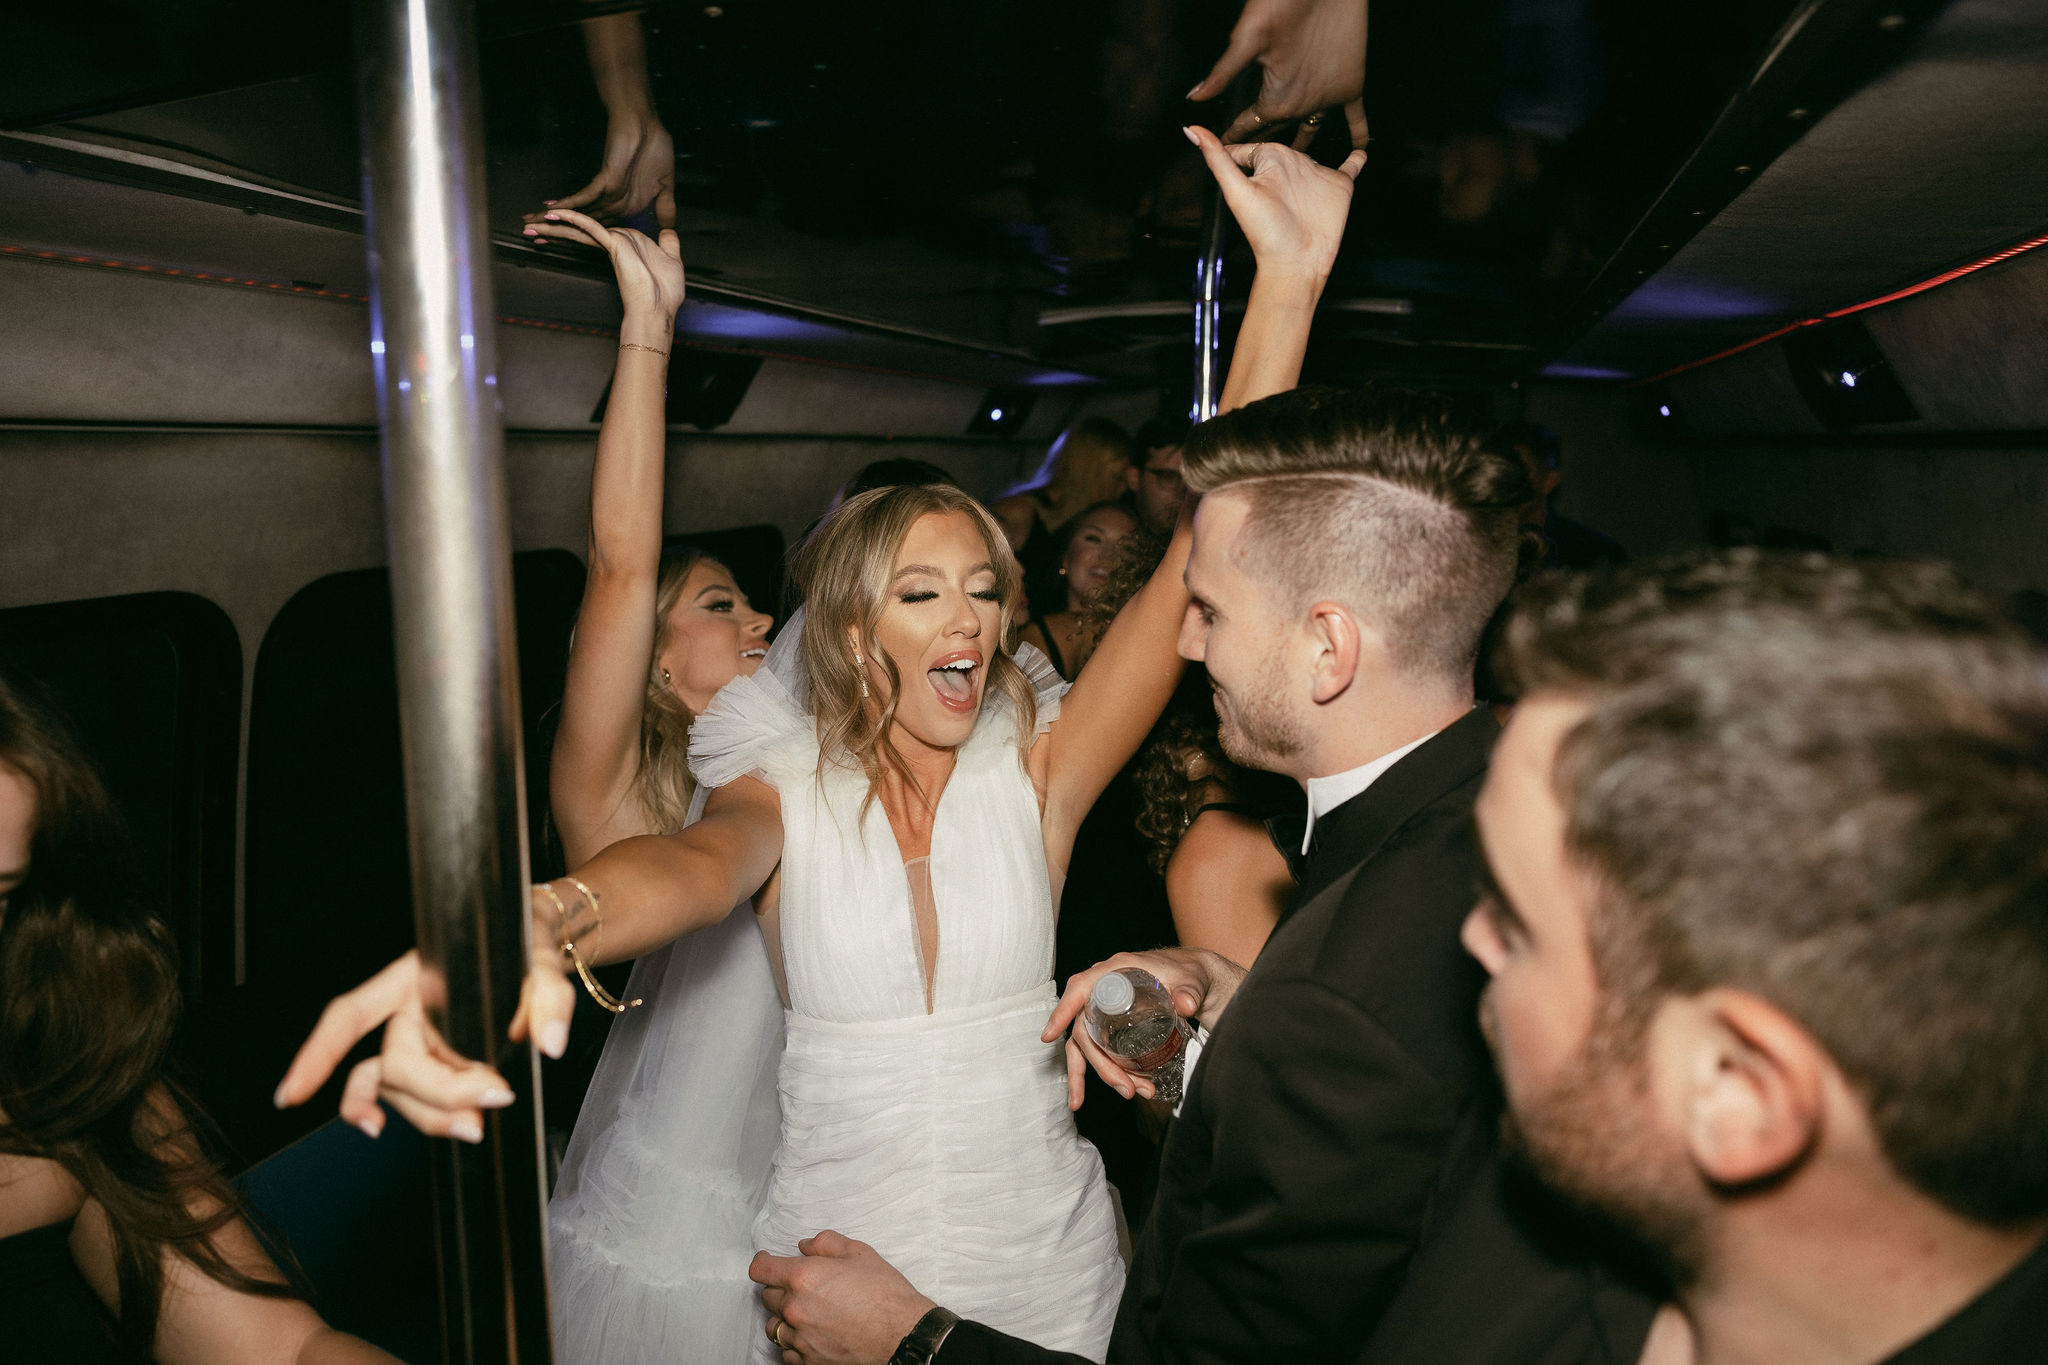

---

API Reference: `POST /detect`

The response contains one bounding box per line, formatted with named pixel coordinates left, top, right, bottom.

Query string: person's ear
left=1669, top=988, right=1825, bottom=1189
left=1305, top=601, right=1364, bottom=705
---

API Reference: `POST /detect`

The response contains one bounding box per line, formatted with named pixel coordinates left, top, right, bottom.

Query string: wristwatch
left=888, top=1306, right=962, bottom=1365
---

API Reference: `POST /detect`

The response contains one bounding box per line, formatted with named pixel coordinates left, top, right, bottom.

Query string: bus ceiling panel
left=5, top=0, right=1820, bottom=381
left=0, top=232, right=1078, bottom=434
left=1645, top=238, right=2048, bottom=438
left=1551, top=0, right=2048, bottom=387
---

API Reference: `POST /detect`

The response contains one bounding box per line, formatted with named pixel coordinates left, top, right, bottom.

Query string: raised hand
left=1043, top=947, right=1248, bottom=1110
left=1184, top=124, right=1365, bottom=284
left=522, top=207, right=685, bottom=325
left=549, top=107, right=676, bottom=229
left=273, top=891, right=580, bottom=1143
left=1189, top=0, right=1370, bottom=150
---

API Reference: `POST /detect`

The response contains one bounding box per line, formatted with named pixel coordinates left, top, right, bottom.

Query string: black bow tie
left=1266, top=811, right=1311, bottom=885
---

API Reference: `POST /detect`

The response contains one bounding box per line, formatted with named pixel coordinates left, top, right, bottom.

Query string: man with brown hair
left=749, top=382, right=1660, bottom=1364
left=1467, top=551, right=2048, bottom=1364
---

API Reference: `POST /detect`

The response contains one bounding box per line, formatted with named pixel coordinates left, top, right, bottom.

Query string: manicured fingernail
left=357, top=1117, right=383, bottom=1139
left=479, top=1087, right=515, bottom=1108
left=272, top=1084, right=289, bottom=1109
left=1181, top=125, right=1199, bottom=146
left=541, top=1020, right=568, bottom=1059
left=544, top=198, right=556, bottom=205
left=522, top=226, right=537, bottom=235
left=450, top=1119, right=484, bottom=1144
left=544, top=210, right=560, bottom=220
left=1185, top=85, right=1202, bottom=100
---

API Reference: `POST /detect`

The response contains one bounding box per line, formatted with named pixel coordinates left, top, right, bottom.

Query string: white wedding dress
left=546, top=634, right=1125, bottom=1364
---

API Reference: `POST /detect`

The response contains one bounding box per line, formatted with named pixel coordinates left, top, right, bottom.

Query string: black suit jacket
left=942, top=709, right=1653, bottom=1365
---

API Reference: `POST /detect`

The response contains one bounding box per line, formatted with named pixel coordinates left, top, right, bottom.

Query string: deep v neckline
left=879, top=761, right=956, bottom=1015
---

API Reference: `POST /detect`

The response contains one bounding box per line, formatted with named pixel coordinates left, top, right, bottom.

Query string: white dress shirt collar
left=1300, top=729, right=1440, bottom=854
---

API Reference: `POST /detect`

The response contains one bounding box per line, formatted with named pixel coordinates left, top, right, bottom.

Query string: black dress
left=0, top=1219, right=121, bottom=1363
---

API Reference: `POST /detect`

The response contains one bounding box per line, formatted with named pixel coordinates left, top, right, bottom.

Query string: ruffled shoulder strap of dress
left=687, top=668, right=818, bottom=792
left=1008, top=640, right=1069, bottom=739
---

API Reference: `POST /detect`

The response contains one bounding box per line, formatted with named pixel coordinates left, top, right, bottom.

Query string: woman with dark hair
left=0, top=673, right=397, bottom=1364
left=1122, top=674, right=1296, bottom=964
left=992, top=418, right=1139, bottom=616
left=1014, top=499, right=1138, bottom=680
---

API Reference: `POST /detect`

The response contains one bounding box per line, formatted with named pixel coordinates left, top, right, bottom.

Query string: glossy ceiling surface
left=1553, top=0, right=2048, bottom=382
left=6, top=0, right=1819, bottom=390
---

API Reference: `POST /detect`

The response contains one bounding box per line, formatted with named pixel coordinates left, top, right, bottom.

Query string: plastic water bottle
left=1083, top=968, right=1193, bottom=1105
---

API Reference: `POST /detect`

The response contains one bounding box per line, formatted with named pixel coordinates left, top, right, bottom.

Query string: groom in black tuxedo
left=751, top=386, right=1658, bottom=1365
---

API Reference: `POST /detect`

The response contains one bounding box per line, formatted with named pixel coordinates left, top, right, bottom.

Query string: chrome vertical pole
left=353, top=0, right=553, bottom=1360
left=1193, top=186, right=1228, bottom=421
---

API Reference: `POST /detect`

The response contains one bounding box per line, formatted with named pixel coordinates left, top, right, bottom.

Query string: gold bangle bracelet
left=539, top=878, right=642, bottom=1014
left=618, top=341, right=670, bottom=358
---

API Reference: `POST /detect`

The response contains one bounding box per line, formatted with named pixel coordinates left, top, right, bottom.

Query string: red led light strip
left=1627, top=229, right=2048, bottom=388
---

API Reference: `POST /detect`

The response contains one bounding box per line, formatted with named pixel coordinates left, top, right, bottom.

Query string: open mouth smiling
left=926, top=651, right=982, bottom=713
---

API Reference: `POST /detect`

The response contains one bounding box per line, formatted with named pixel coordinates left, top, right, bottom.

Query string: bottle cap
left=1089, top=971, right=1135, bottom=1015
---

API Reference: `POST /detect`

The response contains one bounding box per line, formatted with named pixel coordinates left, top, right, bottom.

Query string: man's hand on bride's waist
left=1043, top=947, right=1249, bottom=1111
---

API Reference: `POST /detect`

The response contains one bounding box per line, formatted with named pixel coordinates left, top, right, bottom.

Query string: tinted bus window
left=0, top=592, right=240, bottom=1001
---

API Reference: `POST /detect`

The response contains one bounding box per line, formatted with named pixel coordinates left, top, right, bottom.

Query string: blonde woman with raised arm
left=529, top=206, right=772, bottom=865
left=530, top=204, right=782, bottom=1361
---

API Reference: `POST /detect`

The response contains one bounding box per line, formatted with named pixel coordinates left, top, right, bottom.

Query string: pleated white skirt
left=752, top=983, right=1126, bottom=1363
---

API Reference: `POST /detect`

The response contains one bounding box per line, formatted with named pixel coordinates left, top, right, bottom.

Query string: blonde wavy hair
left=636, top=549, right=715, bottom=833
left=792, top=484, right=1037, bottom=808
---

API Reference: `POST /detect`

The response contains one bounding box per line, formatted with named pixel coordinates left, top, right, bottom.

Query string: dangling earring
left=853, top=650, right=869, bottom=699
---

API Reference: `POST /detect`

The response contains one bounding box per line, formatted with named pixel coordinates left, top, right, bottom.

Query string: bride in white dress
left=546, top=477, right=1175, bottom=1362
left=277, top=125, right=1361, bottom=1365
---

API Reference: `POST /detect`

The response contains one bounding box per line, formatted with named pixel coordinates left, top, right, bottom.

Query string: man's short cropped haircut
left=1181, top=386, right=1530, bottom=683
left=1500, top=551, right=2048, bottom=1226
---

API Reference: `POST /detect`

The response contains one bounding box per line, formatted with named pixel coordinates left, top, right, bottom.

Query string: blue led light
left=1840, top=371, right=1858, bottom=388
left=989, top=408, right=1004, bottom=422
left=370, top=340, right=386, bottom=354
left=1658, top=404, right=1673, bottom=417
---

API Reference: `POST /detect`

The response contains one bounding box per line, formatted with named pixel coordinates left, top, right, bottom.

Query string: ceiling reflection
left=6, top=0, right=1804, bottom=388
